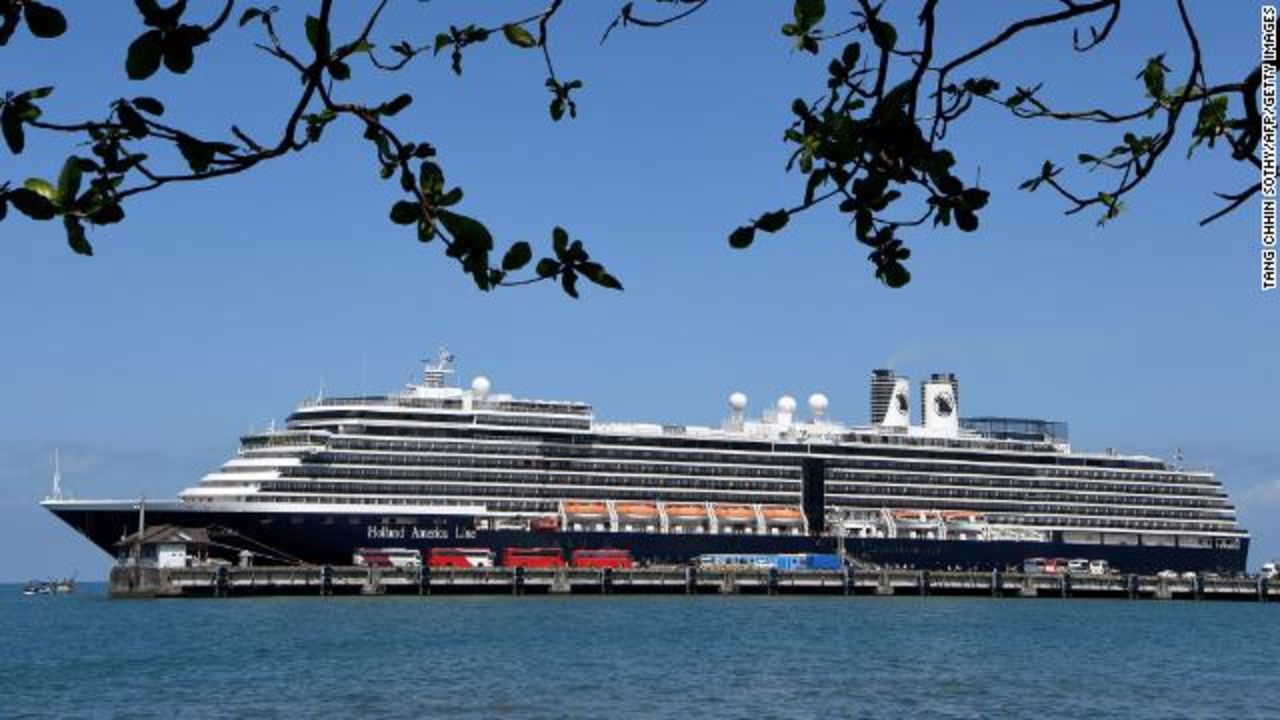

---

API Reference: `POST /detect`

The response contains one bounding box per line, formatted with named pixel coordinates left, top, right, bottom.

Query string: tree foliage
left=0, top=0, right=1268, bottom=290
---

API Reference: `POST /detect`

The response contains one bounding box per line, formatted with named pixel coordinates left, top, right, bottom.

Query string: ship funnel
left=922, top=373, right=959, bottom=435
left=870, top=369, right=910, bottom=428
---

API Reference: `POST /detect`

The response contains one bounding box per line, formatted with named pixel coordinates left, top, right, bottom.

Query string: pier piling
left=105, top=565, right=1280, bottom=602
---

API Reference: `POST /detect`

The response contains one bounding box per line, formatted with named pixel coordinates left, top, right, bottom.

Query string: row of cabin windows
left=320, top=433, right=1209, bottom=487
left=825, top=473, right=1224, bottom=501
left=297, top=422, right=1170, bottom=472
left=829, top=484, right=1228, bottom=517
left=258, top=483, right=795, bottom=504
left=276, top=468, right=798, bottom=493
left=826, top=482, right=1228, bottom=511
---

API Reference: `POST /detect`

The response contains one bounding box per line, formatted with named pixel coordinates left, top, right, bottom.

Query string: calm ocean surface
left=2, top=584, right=1276, bottom=719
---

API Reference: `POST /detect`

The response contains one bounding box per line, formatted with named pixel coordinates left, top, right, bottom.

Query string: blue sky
left=1, top=2, right=1273, bottom=580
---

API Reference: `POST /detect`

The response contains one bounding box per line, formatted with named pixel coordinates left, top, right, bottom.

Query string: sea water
left=2, top=585, right=1276, bottom=718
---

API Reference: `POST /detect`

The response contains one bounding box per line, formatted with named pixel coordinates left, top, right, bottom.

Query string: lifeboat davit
left=941, top=510, right=986, bottom=533
left=761, top=506, right=804, bottom=526
left=665, top=504, right=708, bottom=524
left=563, top=502, right=609, bottom=521
left=714, top=505, right=756, bottom=524
left=616, top=503, right=659, bottom=521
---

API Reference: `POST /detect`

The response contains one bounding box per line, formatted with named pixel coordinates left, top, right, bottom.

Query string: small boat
left=761, top=506, right=805, bottom=526
left=713, top=505, right=756, bottom=524
left=616, top=503, right=659, bottom=521
left=563, top=502, right=609, bottom=521
left=665, top=504, right=708, bottom=524
left=22, top=576, right=74, bottom=596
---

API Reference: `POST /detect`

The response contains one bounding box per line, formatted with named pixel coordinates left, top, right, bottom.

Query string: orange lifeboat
left=616, top=503, right=659, bottom=521
left=714, top=505, right=756, bottom=524
left=761, top=506, right=804, bottom=526
left=665, top=504, right=708, bottom=524
left=563, top=502, right=609, bottom=520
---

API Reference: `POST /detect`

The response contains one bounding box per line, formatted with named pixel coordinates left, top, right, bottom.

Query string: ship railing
left=298, top=395, right=592, bottom=416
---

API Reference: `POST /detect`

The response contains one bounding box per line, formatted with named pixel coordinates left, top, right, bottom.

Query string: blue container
left=774, top=555, right=805, bottom=571
left=803, top=554, right=844, bottom=571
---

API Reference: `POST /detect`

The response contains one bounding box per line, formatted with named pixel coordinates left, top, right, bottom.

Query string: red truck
left=502, top=547, right=565, bottom=568
left=570, top=549, right=634, bottom=569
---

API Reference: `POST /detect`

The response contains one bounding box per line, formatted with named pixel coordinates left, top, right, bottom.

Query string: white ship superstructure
left=178, top=351, right=1246, bottom=554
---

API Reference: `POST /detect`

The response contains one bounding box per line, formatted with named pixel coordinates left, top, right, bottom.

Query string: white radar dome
left=470, top=375, right=491, bottom=397
left=777, top=395, right=797, bottom=414
left=808, top=393, right=829, bottom=416
left=729, top=392, right=748, bottom=412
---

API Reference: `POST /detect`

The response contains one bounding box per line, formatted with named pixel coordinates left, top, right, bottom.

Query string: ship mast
left=48, top=448, right=63, bottom=501
left=422, top=348, right=456, bottom=389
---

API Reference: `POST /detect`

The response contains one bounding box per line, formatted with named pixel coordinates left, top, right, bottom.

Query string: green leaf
left=88, top=202, right=125, bottom=225
left=1, top=104, right=25, bottom=154
left=869, top=19, right=896, bottom=52
left=304, top=15, right=329, bottom=54
left=1138, top=54, right=1168, bottom=99
left=379, top=93, right=413, bottom=116
left=126, top=29, right=164, bottom=80
left=23, top=2, right=67, bottom=38
left=116, top=102, right=149, bottom=138
left=535, top=258, right=559, bottom=278
left=728, top=226, right=755, bottom=249
left=162, top=26, right=199, bottom=73
left=437, top=209, right=493, bottom=251
left=552, top=226, right=569, bottom=258
left=954, top=207, right=978, bottom=232
left=841, top=42, right=860, bottom=69
left=239, top=8, right=265, bottom=27
left=57, top=156, right=82, bottom=205
left=963, top=77, right=1000, bottom=97
left=64, top=215, right=92, bottom=255
left=176, top=135, right=214, bottom=172
left=589, top=268, right=623, bottom=291
left=502, top=23, right=537, bottom=48
left=560, top=268, right=579, bottom=298
left=24, top=177, right=57, bottom=201
left=389, top=200, right=420, bottom=225
left=433, top=32, right=452, bottom=55
left=877, top=262, right=910, bottom=288
left=327, top=59, right=351, bottom=80
left=501, top=241, right=532, bottom=271
left=131, top=96, right=165, bottom=115
left=7, top=188, right=56, bottom=220
left=438, top=187, right=463, bottom=207
left=793, top=0, right=825, bottom=31
left=755, top=210, right=789, bottom=233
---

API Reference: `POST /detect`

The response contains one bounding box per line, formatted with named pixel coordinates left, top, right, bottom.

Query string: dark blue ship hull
left=47, top=504, right=1249, bottom=575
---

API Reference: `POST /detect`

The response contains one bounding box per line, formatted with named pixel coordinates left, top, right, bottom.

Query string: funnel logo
left=895, top=392, right=908, bottom=413
left=934, top=392, right=954, bottom=417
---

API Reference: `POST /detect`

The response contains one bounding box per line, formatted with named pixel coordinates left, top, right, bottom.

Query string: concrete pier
left=108, top=565, right=1280, bottom=602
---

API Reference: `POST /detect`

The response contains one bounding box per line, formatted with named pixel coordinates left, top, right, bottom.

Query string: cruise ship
left=43, top=351, right=1249, bottom=573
